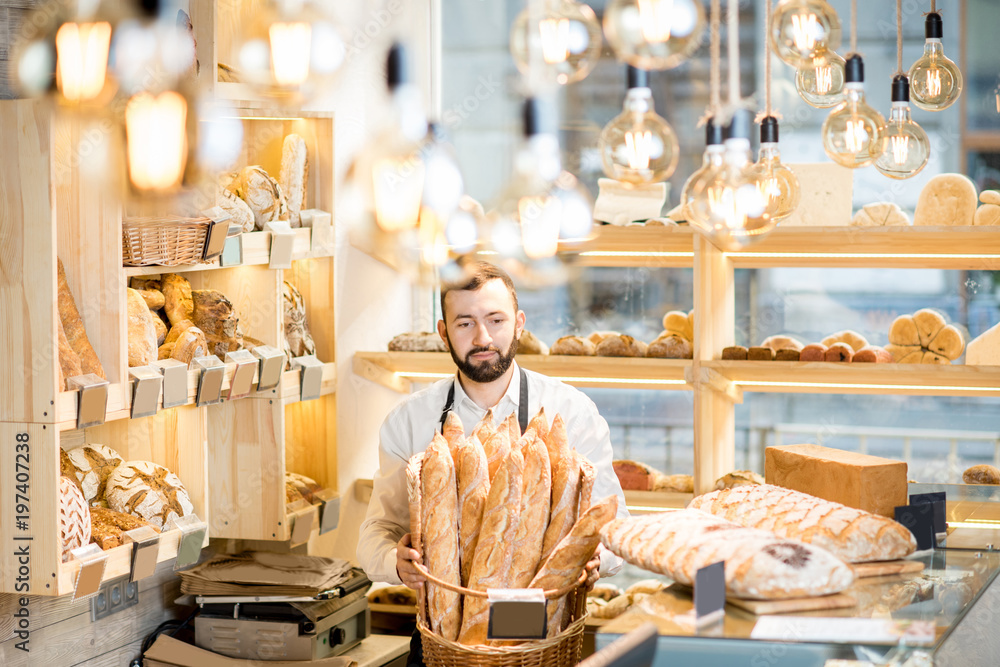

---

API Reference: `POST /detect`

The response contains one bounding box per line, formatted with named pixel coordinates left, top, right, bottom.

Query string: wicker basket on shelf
left=122, top=215, right=212, bottom=266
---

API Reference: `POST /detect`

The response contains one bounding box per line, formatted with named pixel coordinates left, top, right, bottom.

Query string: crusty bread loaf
left=91, top=506, right=159, bottom=550
left=59, top=476, right=91, bottom=562
left=517, top=330, right=549, bottom=355
left=105, top=460, right=195, bottom=529
left=482, top=429, right=511, bottom=484
left=58, top=316, right=82, bottom=390
left=285, top=471, right=322, bottom=504
left=405, top=453, right=426, bottom=620
left=601, top=509, right=854, bottom=599
left=577, top=452, right=596, bottom=516
left=596, top=334, right=648, bottom=358
left=169, top=327, right=208, bottom=365
left=587, top=331, right=619, bottom=346
left=509, top=436, right=552, bottom=589
left=280, top=134, right=309, bottom=227
left=544, top=414, right=570, bottom=472
left=457, top=436, right=490, bottom=587
left=193, top=289, right=241, bottom=359
left=218, top=181, right=255, bottom=233
left=421, top=435, right=462, bottom=641
left=65, top=444, right=124, bottom=504
left=713, top=470, right=763, bottom=490
left=459, top=449, right=524, bottom=645
left=127, top=288, right=159, bottom=367
left=613, top=459, right=658, bottom=491
left=57, top=258, right=105, bottom=379
left=550, top=335, right=596, bottom=356
left=442, top=411, right=465, bottom=466
left=161, top=274, right=194, bottom=327
left=530, top=496, right=618, bottom=636
left=647, top=333, right=692, bottom=359
left=152, top=314, right=168, bottom=347
left=963, top=464, right=1000, bottom=485
left=540, top=453, right=581, bottom=565
left=228, top=165, right=288, bottom=230
left=688, top=484, right=917, bottom=563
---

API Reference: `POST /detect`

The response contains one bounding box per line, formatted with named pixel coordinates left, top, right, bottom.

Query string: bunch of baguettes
left=406, top=408, right=618, bottom=645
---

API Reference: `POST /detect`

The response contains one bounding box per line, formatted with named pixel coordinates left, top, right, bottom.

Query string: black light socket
left=705, top=119, right=724, bottom=146
left=627, top=66, right=649, bottom=90
left=523, top=97, right=553, bottom=138
left=387, top=42, right=409, bottom=89
left=760, top=116, right=779, bottom=144
left=726, top=109, right=751, bottom=142
left=137, top=0, right=161, bottom=18
left=844, top=54, right=864, bottom=84
left=891, top=75, right=910, bottom=103
left=925, top=12, right=943, bottom=39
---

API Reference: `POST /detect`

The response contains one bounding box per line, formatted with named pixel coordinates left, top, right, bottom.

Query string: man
left=357, top=261, right=628, bottom=657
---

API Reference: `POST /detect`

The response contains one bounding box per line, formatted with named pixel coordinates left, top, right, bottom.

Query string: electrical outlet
left=91, top=576, right=139, bottom=621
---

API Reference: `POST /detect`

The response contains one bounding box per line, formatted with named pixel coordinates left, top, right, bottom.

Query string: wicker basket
left=122, top=215, right=212, bottom=266
left=413, top=562, right=588, bottom=667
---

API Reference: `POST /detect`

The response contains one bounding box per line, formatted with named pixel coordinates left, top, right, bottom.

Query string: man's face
left=438, top=279, right=525, bottom=384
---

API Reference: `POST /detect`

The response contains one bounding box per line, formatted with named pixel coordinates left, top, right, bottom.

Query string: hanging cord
left=710, top=0, right=721, bottom=116
left=755, top=0, right=781, bottom=123
left=896, top=0, right=904, bottom=75
left=727, top=0, right=740, bottom=106
left=850, top=0, right=857, bottom=55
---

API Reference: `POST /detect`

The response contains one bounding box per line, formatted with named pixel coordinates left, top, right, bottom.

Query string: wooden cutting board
left=851, top=559, right=925, bottom=578
left=725, top=592, right=857, bottom=615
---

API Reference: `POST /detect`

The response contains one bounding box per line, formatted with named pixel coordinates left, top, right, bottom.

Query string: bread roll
left=981, top=190, right=1000, bottom=205
left=161, top=274, right=194, bottom=327
left=889, top=315, right=920, bottom=346
left=57, top=258, right=105, bottom=379
left=662, top=311, right=694, bottom=341
left=540, top=453, right=581, bottom=565
left=963, top=464, right=1000, bottom=485
left=601, top=509, right=854, bottom=600
left=913, top=309, right=947, bottom=348
left=279, top=134, right=309, bottom=227
left=550, top=335, right=596, bottom=356
left=530, top=496, right=618, bottom=636
left=459, top=449, right=524, bottom=645
left=517, top=330, right=549, bottom=355
left=914, top=173, right=977, bottom=227
left=775, top=349, right=801, bottom=361
left=824, top=342, right=854, bottom=362
left=853, top=345, right=894, bottom=363
left=587, top=331, right=619, bottom=346
left=974, top=204, right=1000, bottom=226
left=886, top=343, right=922, bottom=363
left=822, top=330, right=869, bottom=353
left=58, top=316, right=83, bottom=389
left=647, top=333, right=692, bottom=359
left=457, top=437, right=490, bottom=587
left=713, top=470, right=763, bottom=490
left=760, top=335, right=805, bottom=352
left=722, top=346, right=748, bottom=360
left=596, top=334, right=647, bottom=357
left=421, top=435, right=462, bottom=641
left=509, top=436, right=552, bottom=588
left=748, top=346, right=775, bottom=361
left=688, top=484, right=917, bottom=563
left=800, top=343, right=827, bottom=362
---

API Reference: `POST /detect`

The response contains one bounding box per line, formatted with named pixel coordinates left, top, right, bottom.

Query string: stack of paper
left=179, top=551, right=354, bottom=597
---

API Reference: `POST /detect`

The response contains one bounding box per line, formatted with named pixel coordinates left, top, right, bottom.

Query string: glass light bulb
left=795, top=49, right=845, bottom=108
left=510, top=0, right=602, bottom=85
left=687, top=138, right=769, bottom=249
left=874, top=102, right=930, bottom=180
left=55, top=21, right=112, bottom=102
left=125, top=90, right=188, bottom=192
left=769, top=0, right=841, bottom=67
left=598, top=87, right=679, bottom=184
left=749, top=143, right=800, bottom=224
left=680, top=143, right=725, bottom=226
left=603, top=0, right=706, bottom=70
left=822, top=83, right=886, bottom=168
left=908, top=40, right=963, bottom=112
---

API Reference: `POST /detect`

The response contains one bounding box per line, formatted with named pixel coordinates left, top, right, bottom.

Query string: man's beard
left=448, top=336, right=519, bottom=383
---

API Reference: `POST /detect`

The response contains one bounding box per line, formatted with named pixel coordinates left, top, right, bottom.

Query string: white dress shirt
left=357, top=362, right=629, bottom=584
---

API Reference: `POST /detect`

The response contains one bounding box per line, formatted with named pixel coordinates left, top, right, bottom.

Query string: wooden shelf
left=353, top=351, right=691, bottom=393
left=573, top=225, right=695, bottom=268
left=704, top=360, right=1000, bottom=397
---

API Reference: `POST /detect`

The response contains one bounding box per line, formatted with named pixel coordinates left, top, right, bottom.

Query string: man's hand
left=395, top=533, right=425, bottom=590
left=584, top=552, right=601, bottom=592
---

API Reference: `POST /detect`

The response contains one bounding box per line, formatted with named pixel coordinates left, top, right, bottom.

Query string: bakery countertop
left=344, top=633, right=410, bottom=667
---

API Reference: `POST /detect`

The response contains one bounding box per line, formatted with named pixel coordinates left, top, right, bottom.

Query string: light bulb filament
left=926, top=68, right=942, bottom=98
left=539, top=18, right=570, bottom=64
left=757, top=176, right=781, bottom=205
left=519, top=195, right=561, bottom=259
left=845, top=119, right=867, bottom=153
left=55, top=21, right=111, bottom=102
left=638, top=0, right=673, bottom=43
left=125, top=91, right=188, bottom=191
left=891, top=134, right=910, bottom=165
left=269, top=22, right=312, bottom=86
left=816, top=64, right=833, bottom=94
left=624, top=130, right=654, bottom=169
left=791, top=13, right=818, bottom=52
left=372, top=157, right=425, bottom=232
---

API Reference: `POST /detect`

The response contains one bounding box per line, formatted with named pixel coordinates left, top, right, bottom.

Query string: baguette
left=57, top=258, right=105, bottom=379
left=457, top=436, right=490, bottom=587
left=530, top=496, right=618, bottom=636
left=57, top=315, right=82, bottom=390
left=527, top=407, right=549, bottom=442
left=577, top=453, right=596, bottom=516
left=601, top=509, right=855, bottom=600
left=471, top=409, right=495, bottom=446
left=688, top=484, right=917, bottom=562
left=421, top=435, right=462, bottom=641
left=540, top=452, right=581, bottom=565
left=509, top=435, right=552, bottom=589
left=503, top=411, right=521, bottom=443
left=482, top=429, right=511, bottom=484
left=459, top=448, right=525, bottom=645
left=405, top=453, right=426, bottom=622
left=442, top=411, right=465, bottom=467
left=544, top=414, right=571, bottom=472
left=279, top=133, right=309, bottom=227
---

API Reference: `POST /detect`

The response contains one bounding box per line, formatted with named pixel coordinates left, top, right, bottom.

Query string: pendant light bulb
left=822, top=55, right=886, bottom=168
left=907, top=12, right=962, bottom=112
left=681, top=119, right=725, bottom=230
left=749, top=117, right=800, bottom=224
left=598, top=66, right=679, bottom=185
left=874, top=75, right=931, bottom=180
left=769, top=0, right=842, bottom=67
left=603, top=0, right=706, bottom=70
left=795, top=49, right=845, bottom=108
left=510, top=0, right=602, bottom=86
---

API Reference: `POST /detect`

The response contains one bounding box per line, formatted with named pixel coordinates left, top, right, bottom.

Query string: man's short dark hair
left=440, top=261, right=519, bottom=320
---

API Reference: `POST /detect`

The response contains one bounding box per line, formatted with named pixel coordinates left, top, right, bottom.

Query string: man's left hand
left=584, top=552, right=601, bottom=592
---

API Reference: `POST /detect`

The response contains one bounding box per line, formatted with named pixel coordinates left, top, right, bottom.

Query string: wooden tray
left=851, top=559, right=925, bottom=578
left=725, top=592, right=857, bottom=615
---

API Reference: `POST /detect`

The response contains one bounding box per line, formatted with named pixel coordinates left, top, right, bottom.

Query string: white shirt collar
left=452, top=361, right=522, bottom=418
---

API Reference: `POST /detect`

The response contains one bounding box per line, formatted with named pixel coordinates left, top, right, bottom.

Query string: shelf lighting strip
left=733, top=380, right=1000, bottom=393
left=947, top=520, right=1000, bottom=530
left=724, top=252, right=1000, bottom=260
left=395, top=371, right=687, bottom=387
left=579, top=251, right=694, bottom=258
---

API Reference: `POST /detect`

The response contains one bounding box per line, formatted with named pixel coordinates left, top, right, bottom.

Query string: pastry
left=981, top=190, right=1000, bottom=205
left=227, top=165, right=288, bottom=230
left=799, top=343, right=827, bottom=362
left=285, top=471, right=322, bottom=504
left=550, top=335, right=596, bottom=356
left=853, top=345, right=894, bottom=363
left=517, top=329, right=548, bottom=355
left=456, top=435, right=490, bottom=587
left=60, top=476, right=91, bottom=562
left=283, top=281, right=316, bottom=359
left=913, top=173, right=978, bottom=226
left=127, top=288, right=158, bottom=367
left=713, top=470, right=764, bottom=490
left=963, top=464, right=1000, bottom=485
left=65, top=444, right=124, bottom=504
left=596, top=334, right=647, bottom=357
left=279, top=134, right=309, bottom=227
left=653, top=473, right=693, bottom=493
left=601, top=509, right=855, bottom=599
left=613, top=459, right=658, bottom=491
left=90, top=506, right=159, bottom=550
left=105, top=460, right=195, bottom=529
left=688, top=484, right=917, bottom=563
left=748, top=346, right=775, bottom=361
left=760, top=335, right=805, bottom=352
left=821, top=330, right=869, bottom=353
left=647, top=333, right=692, bottom=359
left=58, top=316, right=83, bottom=389
left=974, top=204, right=1000, bottom=226
left=57, top=258, right=105, bottom=379
left=421, top=435, right=462, bottom=641
left=388, top=332, right=447, bottom=352
left=161, top=274, right=194, bottom=327
left=850, top=202, right=910, bottom=227
left=888, top=310, right=964, bottom=363
left=824, top=342, right=854, bottom=362
left=775, top=349, right=801, bottom=361
left=509, top=435, right=552, bottom=588
left=722, top=346, right=748, bottom=360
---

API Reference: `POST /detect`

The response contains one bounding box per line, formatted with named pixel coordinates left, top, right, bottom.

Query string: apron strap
left=439, top=366, right=530, bottom=434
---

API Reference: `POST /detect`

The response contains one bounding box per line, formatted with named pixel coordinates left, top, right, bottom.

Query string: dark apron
left=407, top=367, right=530, bottom=667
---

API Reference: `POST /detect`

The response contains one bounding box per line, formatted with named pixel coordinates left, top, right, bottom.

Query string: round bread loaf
left=285, top=471, right=322, bottom=504
left=821, top=330, right=869, bottom=353
left=963, top=464, right=1000, bottom=485
left=647, top=333, right=692, bottom=359
left=388, top=331, right=447, bottom=352
left=227, top=165, right=288, bottom=230
left=653, top=473, right=693, bottom=492
left=596, top=334, right=648, bottom=357
left=913, top=173, right=978, bottom=226
left=551, top=335, right=596, bottom=356
left=760, top=335, right=804, bottom=352
left=65, top=444, right=124, bottom=504
left=587, top=330, right=620, bottom=346
left=850, top=202, right=911, bottom=227
left=60, top=476, right=91, bottom=561
left=516, top=330, right=549, bottom=355
left=106, top=460, right=195, bottom=529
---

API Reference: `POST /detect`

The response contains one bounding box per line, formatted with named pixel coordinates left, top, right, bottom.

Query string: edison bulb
left=769, top=0, right=841, bottom=67
left=603, top=0, right=706, bottom=70
left=822, top=55, right=886, bottom=168
left=795, top=49, right=845, bottom=108
left=510, top=0, right=602, bottom=86
left=680, top=120, right=725, bottom=226
left=907, top=12, right=962, bottom=112
left=749, top=117, right=800, bottom=224
left=599, top=67, right=678, bottom=184
left=874, top=76, right=930, bottom=180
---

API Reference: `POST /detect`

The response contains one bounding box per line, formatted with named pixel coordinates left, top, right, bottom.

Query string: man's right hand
left=396, top=533, right=425, bottom=590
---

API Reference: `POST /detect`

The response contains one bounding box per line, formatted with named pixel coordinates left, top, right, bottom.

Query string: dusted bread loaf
left=60, top=476, right=92, bottom=562
left=689, top=484, right=916, bottom=563
left=227, top=165, right=288, bottom=230
left=65, top=444, right=124, bottom=503
left=647, top=333, right=692, bottom=359
left=280, top=134, right=309, bottom=227
left=551, top=336, right=596, bottom=356
left=601, top=509, right=854, bottom=599
left=106, top=460, right=195, bottom=529
left=765, top=443, right=907, bottom=518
